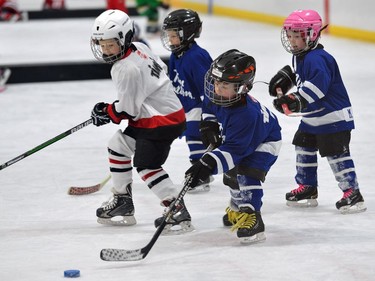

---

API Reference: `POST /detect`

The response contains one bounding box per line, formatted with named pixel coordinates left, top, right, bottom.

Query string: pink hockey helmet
left=281, top=10, right=323, bottom=55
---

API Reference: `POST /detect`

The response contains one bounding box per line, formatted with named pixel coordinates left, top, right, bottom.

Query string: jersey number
left=149, top=58, right=162, bottom=79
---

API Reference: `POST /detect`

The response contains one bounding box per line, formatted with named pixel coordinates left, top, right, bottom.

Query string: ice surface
left=1, top=13, right=375, bottom=281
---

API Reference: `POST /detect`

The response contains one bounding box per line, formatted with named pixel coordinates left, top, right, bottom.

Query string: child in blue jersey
left=161, top=9, right=214, bottom=192
left=269, top=9, right=366, bottom=214
left=185, top=49, right=282, bottom=244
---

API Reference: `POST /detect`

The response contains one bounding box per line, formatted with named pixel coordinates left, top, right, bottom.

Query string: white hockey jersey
left=110, top=42, right=186, bottom=140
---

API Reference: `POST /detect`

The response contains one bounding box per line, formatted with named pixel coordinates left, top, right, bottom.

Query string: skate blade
left=97, top=215, right=137, bottom=226
left=187, top=184, right=210, bottom=193
left=286, top=198, right=318, bottom=208
left=161, top=221, right=195, bottom=235
left=239, top=232, right=266, bottom=244
left=339, top=202, right=367, bottom=214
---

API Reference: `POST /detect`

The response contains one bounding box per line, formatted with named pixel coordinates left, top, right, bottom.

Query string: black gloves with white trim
left=185, top=154, right=216, bottom=189
left=199, top=121, right=222, bottom=149
left=91, top=101, right=128, bottom=126
left=268, top=65, right=296, bottom=97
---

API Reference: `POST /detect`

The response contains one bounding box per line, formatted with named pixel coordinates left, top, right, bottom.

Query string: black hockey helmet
left=161, top=9, right=202, bottom=54
left=205, top=49, right=256, bottom=107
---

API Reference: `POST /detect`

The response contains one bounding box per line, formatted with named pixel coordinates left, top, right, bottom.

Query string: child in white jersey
left=90, top=9, right=193, bottom=234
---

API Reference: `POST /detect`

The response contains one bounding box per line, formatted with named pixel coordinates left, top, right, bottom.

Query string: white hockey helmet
left=90, top=9, right=134, bottom=63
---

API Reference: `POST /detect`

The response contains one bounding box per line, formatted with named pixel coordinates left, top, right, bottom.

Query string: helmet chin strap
left=319, top=24, right=329, bottom=36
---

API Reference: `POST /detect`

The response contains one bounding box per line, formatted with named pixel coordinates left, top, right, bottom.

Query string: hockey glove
left=273, top=93, right=307, bottom=114
left=91, top=102, right=110, bottom=126
left=268, top=65, right=296, bottom=97
left=199, top=121, right=222, bottom=149
left=185, top=154, right=216, bottom=189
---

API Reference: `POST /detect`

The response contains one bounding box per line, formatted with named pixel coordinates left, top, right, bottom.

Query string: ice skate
left=336, top=188, right=367, bottom=214
left=229, top=206, right=266, bottom=244
left=154, top=198, right=194, bottom=235
left=187, top=175, right=213, bottom=193
left=96, top=193, right=136, bottom=226
left=286, top=184, right=318, bottom=207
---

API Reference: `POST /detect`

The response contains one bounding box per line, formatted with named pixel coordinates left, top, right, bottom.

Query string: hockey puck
left=64, top=269, right=80, bottom=278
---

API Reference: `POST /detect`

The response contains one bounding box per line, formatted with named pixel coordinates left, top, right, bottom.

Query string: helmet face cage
left=205, top=73, right=252, bottom=107
left=161, top=9, right=202, bottom=53
left=204, top=49, right=256, bottom=107
left=161, top=27, right=184, bottom=53
left=281, top=9, right=322, bottom=55
left=90, top=9, right=134, bottom=64
left=90, top=38, right=125, bottom=64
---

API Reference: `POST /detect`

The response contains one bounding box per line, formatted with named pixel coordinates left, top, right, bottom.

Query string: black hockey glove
left=268, top=65, right=296, bottom=97
left=199, top=121, right=222, bottom=149
left=91, top=102, right=110, bottom=126
left=185, top=154, right=216, bottom=189
left=273, top=93, right=307, bottom=114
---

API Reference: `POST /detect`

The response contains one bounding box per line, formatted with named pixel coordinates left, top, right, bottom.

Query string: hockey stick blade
left=67, top=174, right=111, bottom=195
left=100, top=219, right=167, bottom=261
left=100, top=179, right=192, bottom=262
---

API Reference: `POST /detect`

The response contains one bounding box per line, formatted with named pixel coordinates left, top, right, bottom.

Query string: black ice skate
left=229, top=206, right=266, bottom=244
left=154, top=198, right=194, bottom=235
left=187, top=175, right=214, bottom=193
left=96, top=193, right=136, bottom=226
left=286, top=184, right=318, bottom=207
left=336, top=188, right=367, bottom=214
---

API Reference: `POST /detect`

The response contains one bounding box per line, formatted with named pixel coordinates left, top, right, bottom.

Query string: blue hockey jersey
left=293, top=45, right=355, bottom=134
left=168, top=42, right=213, bottom=113
left=202, top=95, right=282, bottom=175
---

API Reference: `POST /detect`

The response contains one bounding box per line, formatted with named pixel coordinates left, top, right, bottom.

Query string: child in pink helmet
left=268, top=9, right=366, bottom=214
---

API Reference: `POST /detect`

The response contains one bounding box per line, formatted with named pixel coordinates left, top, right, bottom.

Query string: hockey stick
left=0, top=119, right=92, bottom=171
left=100, top=176, right=193, bottom=261
left=67, top=174, right=111, bottom=195
left=100, top=144, right=216, bottom=262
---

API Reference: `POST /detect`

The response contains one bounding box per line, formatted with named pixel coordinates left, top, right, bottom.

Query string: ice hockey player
left=106, top=0, right=128, bottom=13
left=0, top=0, right=21, bottom=21
left=269, top=9, right=366, bottom=214
left=161, top=9, right=213, bottom=193
left=90, top=9, right=193, bottom=234
left=183, top=49, right=282, bottom=243
left=42, top=0, right=65, bottom=10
